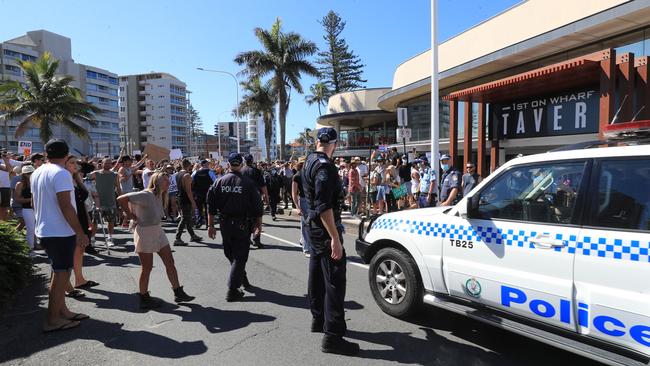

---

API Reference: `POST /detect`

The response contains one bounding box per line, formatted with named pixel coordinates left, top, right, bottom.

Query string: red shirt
left=348, top=168, right=360, bottom=193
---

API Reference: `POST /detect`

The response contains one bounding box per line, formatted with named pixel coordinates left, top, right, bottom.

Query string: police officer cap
left=418, top=155, right=428, bottom=163
left=244, top=154, right=254, bottom=163
left=228, top=152, right=243, bottom=166
left=317, top=127, right=337, bottom=144
left=200, top=159, right=209, bottom=165
left=440, top=154, right=451, bottom=161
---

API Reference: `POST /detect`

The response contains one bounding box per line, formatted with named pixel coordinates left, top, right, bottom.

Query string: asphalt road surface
left=0, top=212, right=598, bottom=366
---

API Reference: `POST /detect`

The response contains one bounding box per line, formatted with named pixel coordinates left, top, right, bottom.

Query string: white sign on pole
left=18, top=141, right=32, bottom=155
left=169, top=148, right=183, bottom=160
left=209, top=151, right=220, bottom=159
left=397, top=107, right=408, bottom=127
left=396, top=128, right=412, bottom=141
left=133, top=150, right=142, bottom=156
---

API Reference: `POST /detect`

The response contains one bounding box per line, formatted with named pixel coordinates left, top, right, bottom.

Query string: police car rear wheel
left=369, top=247, right=423, bottom=318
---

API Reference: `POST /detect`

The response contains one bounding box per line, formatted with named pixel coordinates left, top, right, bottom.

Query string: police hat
left=200, top=159, right=209, bottom=165
left=440, top=154, right=451, bottom=161
left=228, top=152, right=243, bottom=166
left=244, top=154, right=254, bottom=163
left=317, top=127, right=337, bottom=144
left=418, top=155, right=428, bottom=163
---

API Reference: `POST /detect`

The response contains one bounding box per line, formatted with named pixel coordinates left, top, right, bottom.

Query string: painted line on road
left=261, top=233, right=370, bottom=270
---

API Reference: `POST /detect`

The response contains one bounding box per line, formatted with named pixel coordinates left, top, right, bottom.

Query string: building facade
left=246, top=115, right=277, bottom=160
left=119, top=72, right=189, bottom=155
left=0, top=30, right=120, bottom=156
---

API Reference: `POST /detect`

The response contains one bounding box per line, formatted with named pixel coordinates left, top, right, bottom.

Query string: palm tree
left=238, top=77, right=277, bottom=161
left=305, top=82, right=329, bottom=116
left=296, top=127, right=314, bottom=153
left=235, top=18, right=319, bottom=160
left=0, top=52, right=100, bottom=146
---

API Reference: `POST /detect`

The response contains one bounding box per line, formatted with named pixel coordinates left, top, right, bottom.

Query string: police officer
left=439, top=154, right=462, bottom=206
left=303, top=127, right=359, bottom=356
left=242, top=154, right=268, bottom=248
left=417, top=156, right=437, bottom=208
left=207, top=153, right=263, bottom=302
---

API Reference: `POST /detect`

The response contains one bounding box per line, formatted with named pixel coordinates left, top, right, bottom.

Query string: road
left=0, top=212, right=597, bottom=366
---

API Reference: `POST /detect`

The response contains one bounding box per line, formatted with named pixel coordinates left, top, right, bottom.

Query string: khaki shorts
left=133, top=224, right=169, bottom=253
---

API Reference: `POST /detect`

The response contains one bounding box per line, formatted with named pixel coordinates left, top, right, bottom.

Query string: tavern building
left=316, top=0, right=650, bottom=178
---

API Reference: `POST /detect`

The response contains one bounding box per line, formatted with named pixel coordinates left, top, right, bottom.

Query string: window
left=594, top=159, right=650, bottom=231
left=139, top=116, right=146, bottom=122
left=475, top=162, right=586, bottom=224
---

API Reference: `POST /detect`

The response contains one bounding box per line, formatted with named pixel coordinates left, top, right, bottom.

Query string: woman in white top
left=117, top=172, right=194, bottom=310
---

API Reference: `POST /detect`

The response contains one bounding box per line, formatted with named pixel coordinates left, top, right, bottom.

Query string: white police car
left=356, top=139, right=650, bottom=366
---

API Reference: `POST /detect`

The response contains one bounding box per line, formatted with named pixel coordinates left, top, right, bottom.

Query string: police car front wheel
left=368, top=247, right=423, bottom=318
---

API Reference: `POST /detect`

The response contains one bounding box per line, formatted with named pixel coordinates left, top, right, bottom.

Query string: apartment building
left=0, top=30, right=120, bottom=156
left=119, top=72, right=189, bottom=155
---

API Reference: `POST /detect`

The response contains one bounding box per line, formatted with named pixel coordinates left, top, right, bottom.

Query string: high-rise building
left=246, top=115, right=277, bottom=160
left=0, top=30, right=120, bottom=156
left=119, top=72, right=189, bottom=155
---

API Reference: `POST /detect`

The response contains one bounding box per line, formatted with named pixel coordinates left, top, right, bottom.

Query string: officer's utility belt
left=220, top=216, right=249, bottom=222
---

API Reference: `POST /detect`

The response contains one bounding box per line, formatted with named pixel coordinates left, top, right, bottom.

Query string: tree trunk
left=277, top=84, right=287, bottom=161
left=317, top=103, right=321, bottom=116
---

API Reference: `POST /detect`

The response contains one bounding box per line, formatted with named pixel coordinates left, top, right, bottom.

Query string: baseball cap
left=45, top=139, right=69, bottom=159
left=228, top=152, right=243, bottom=166
left=244, top=154, right=254, bottom=163
left=30, top=153, right=44, bottom=162
left=317, top=127, right=337, bottom=144
left=200, top=159, right=209, bottom=165
left=165, top=164, right=174, bottom=169
left=375, top=155, right=384, bottom=161
left=418, top=155, right=429, bottom=163
left=440, top=154, right=451, bottom=161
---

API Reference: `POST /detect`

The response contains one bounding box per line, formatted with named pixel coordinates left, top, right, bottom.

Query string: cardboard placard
left=18, top=141, right=32, bottom=156
left=143, top=143, right=170, bottom=163
left=169, top=148, right=183, bottom=160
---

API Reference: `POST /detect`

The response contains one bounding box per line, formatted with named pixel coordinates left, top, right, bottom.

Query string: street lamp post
left=196, top=67, right=241, bottom=153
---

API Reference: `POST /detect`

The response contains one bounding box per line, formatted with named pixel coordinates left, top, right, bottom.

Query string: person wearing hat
left=439, top=154, right=462, bottom=206
left=418, top=156, right=437, bottom=208
left=303, top=127, right=359, bottom=355
left=241, top=154, right=268, bottom=248
left=191, top=159, right=216, bottom=229
left=207, top=152, right=263, bottom=302
left=291, top=156, right=311, bottom=256
left=14, top=164, right=36, bottom=255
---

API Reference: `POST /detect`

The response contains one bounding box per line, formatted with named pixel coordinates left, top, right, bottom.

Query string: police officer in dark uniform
left=303, top=127, right=359, bottom=356
left=439, top=154, right=462, bottom=206
left=242, top=154, right=268, bottom=248
left=207, top=153, right=263, bottom=302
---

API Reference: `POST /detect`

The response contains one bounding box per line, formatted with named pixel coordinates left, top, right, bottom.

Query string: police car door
left=443, top=160, right=589, bottom=332
left=574, top=157, right=650, bottom=355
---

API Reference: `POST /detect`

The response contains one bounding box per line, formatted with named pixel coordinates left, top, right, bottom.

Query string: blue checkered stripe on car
left=370, top=218, right=650, bottom=263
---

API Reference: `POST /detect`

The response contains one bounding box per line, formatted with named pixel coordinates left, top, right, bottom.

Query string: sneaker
left=242, top=275, right=253, bottom=291
left=173, top=286, right=195, bottom=303
left=173, top=239, right=188, bottom=246
left=106, top=238, right=115, bottom=247
left=226, top=288, right=245, bottom=302
left=139, top=292, right=162, bottom=310
left=304, top=251, right=311, bottom=258
left=252, top=240, right=265, bottom=249
left=272, top=216, right=277, bottom=221
left=321, top=334, right=360, bottom=355
left=85, top=246, right=98, bottom=255
left=190, top=235, right=203, bottom=243
left=311, top=318, right=324, bottom=333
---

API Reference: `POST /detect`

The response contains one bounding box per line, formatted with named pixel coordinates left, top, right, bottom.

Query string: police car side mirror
left=462, top=196, right=479, bottom=219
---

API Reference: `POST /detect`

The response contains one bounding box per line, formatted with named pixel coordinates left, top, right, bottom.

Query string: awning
left=443, top=50, right=609, bottom=103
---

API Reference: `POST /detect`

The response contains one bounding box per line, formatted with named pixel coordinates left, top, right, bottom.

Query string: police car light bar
left=603, top=120, right=650, bottom=139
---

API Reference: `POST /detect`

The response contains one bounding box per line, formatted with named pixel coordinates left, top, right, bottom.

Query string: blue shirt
left=419, top=167, right=436, bottom=194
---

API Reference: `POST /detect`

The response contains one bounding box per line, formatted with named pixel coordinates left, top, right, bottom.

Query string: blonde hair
left=147, top=172, right=169, bottom=207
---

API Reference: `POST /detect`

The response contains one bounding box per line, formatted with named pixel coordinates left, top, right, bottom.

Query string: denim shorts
left=40, top=235, right=76, bottom=272
left=376, top=185, right=388, bottom=201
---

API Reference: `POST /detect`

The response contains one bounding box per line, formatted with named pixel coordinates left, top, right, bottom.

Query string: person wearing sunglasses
left=461, top=162, right=482, bottom=197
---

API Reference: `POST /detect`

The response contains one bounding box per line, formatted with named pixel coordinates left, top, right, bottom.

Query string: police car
left=356, top=132, right=650, bottom=365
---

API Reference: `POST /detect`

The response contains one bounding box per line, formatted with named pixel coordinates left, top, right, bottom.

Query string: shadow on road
left=154, top=303, right=276, bottom=334
left=0, top=271, right=207, bottom=363
left=242, top=286, right=363, bottom=312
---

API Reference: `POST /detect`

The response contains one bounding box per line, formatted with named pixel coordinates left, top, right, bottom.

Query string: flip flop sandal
left=66, top=289, right=86, bottom=298
left=68, top=313, right=90, bottom=321
left=43, top=320, right=80, bottom=333
left=75, top=280, right=100, bottom=289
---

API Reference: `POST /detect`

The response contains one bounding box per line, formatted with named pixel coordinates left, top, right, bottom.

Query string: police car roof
left=501, top=143, right=650, bottom=171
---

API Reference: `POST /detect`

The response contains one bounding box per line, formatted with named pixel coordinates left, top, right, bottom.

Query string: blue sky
left=0, top=0, right=519, bottom=142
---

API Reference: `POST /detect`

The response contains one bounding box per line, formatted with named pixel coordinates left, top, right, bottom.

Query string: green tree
left=235, top=18, right=319, bottom=160
left=316, top=10, right=366, bottom=97
left=187, top=104, right=203, bottom=155
left=296, top=127, right=314, bottom=153
left=304, top=82, right=330, bottom=116
left=238, top=77, right=277, bottom=161
left=0, top=52, right=100, bottom=146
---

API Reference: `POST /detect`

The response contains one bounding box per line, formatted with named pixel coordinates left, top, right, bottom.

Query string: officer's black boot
left=242, top=275, right=253, bottom=291
left=311, top=318, right=324, bottom=333
left=173, top=286, right=195, bottom=303
left=321, top=334, right=360, bottom=356
left=226, top=288, right=245, bottom=302
left=139, top=292, right=162, bottom=310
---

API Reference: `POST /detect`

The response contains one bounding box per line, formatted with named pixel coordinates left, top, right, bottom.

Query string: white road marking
left=261, top=233, right=370, bottom=269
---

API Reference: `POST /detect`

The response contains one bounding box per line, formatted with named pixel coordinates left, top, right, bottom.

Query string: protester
left=0, top=151, right=22, bottom=221
left=32, top=139, right=90, bottom=332
left=10, top=165, right=25, bottom=231
left=90, top=158, right=122, bottom=247
left=267, top=167, right=283, bottom=220
left=174, top=159, right=202, bottom=246
left=291, top=156, right=310, bottom=256
left=14, top=165, right=35, bottom=256
left=165, top=165, right=178, bottom=222
left=141, top=159, right=156, bottom=189
left=280, top=162, right=294, bottom=209
left=348, top=160, right=361, bottom=217
left=191, top=160, right=216, bottom=229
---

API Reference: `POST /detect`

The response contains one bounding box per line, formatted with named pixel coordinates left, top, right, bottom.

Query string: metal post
left=430, top=0, right=440, bottom=181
